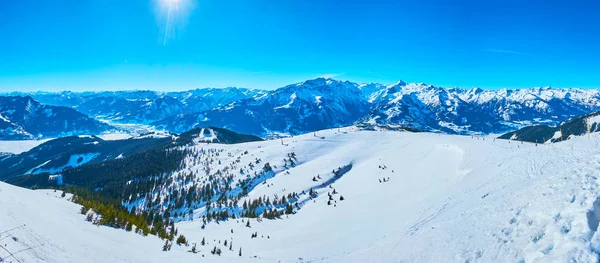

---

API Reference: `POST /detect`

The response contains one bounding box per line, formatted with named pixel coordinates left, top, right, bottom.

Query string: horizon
left=1, top=1, right=600, bottom=91
left=1, top=77, right=599, bottom=94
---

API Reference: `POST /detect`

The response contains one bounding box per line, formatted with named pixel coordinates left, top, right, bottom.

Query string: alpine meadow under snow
left=3, top=128, right=600, bottom=262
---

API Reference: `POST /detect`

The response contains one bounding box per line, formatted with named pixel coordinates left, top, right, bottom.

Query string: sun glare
left=155, top=0, right=193, bottom=46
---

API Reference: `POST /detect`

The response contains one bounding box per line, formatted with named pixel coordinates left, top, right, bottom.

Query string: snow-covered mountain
left=6, top=79, right=600, bottom=137
left=153, top=78, right=371, bottom=135
left=358, top=83, right=600, bottom=134
left=74, top=96, right=187, bottom=124
left=3, top=128, right=600, bottom=262
left=6, top=88, right=267, bottom=124
left=153, top=78, right=600, bottom=136
left=0, top=96, right=114, bottom=140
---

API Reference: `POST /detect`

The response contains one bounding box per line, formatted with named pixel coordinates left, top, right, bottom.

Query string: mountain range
left=0, top=96, right=114, bottom=140
left=6, top=88, right=266, bottom=124
left=4, top=78, right=600, bottom=139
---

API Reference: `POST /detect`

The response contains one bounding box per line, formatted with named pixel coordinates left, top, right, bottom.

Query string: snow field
left=3, top=128, right=600, bottom=262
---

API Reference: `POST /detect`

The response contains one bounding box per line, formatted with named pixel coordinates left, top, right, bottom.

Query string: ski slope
left=0, top=182, right=201, bottom=263
left=3, top=128, right=600, bottom=262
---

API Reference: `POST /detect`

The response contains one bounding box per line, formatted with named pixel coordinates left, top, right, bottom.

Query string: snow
left=133, top=131, right=173, bottom=139
left=587, top=115, right=600, bottom=126
left=98, top=132, right=132, bottom=141
left=28, top=153, right=100, bottom=175
left=0, top=182, right=197, bottom=263
left=314, top=95, right=322, bottom=104
left=135, top=129, right=600, bottom=262
left=0, top=139, right=51, bottom=154
left=48, top=174, right=63, bottom=185
left=191, top=128, right=219, bottom=143
left=0, top=113, right=10, bottom=123
left=552, top=130, right=563, bottom=140
left=43, top=108, right=54, bottom=117
left=3, top=129, right=600, bottom=262
left=274, top=93, right=297, bottom=110
left=25, top=160, right=51, bottom=175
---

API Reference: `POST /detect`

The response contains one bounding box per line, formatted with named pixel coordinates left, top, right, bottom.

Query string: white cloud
left=317, top=73, right=344, bottom=79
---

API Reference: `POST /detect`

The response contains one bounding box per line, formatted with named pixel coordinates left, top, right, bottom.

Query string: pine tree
left=246, top=220, right=251, bottom=227
left=239, top=247, right=242, bottom=257
left=162, top=240, right=171, bottom=251
left=201, top=237, right=206, bottom=246
left=176, top=234, right=187, bottom=246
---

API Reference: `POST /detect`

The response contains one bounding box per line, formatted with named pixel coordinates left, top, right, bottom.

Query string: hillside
left=0, top=96, right=114, bottom=140
left=0, top=135, right=173, bottom=182
left=0, top=127, right=263, bottom=188
left=498, top=111, right=600, bottom=143
left=3, top=129, right=600, bottom=262
left=0, top=182, right=198, bottom=263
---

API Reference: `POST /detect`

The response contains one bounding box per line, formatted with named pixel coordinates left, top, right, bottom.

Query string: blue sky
left=1, top=0, right=599, bottom=91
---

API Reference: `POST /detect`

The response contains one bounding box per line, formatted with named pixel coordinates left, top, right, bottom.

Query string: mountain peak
left=299, top=77, right=337, bottom=86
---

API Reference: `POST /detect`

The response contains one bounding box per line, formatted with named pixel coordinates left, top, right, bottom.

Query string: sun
left=154, top=0, right=194, bottom=45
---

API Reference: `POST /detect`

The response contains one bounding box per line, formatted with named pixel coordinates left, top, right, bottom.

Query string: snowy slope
left=165, top=129, right=600, bottom=262
left=0, top=182, right=201, bottom=263
left=3, top=129, right=600, bottom=262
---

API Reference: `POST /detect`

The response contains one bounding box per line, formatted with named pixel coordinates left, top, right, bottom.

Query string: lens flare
left=155, top=0, right=194, bottom=46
